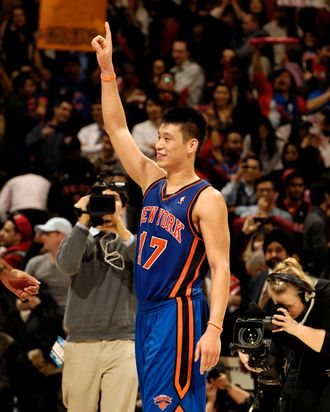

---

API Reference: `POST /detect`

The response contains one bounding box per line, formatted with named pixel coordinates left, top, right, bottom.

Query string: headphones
left=267, top=272, right=316, bottom=305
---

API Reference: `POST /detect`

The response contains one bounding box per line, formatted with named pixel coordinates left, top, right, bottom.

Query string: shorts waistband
left=138, top=290, right=204, bottom=313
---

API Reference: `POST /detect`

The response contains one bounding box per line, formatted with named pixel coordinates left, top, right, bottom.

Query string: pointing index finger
left=105, top=21, right=111, bottom=41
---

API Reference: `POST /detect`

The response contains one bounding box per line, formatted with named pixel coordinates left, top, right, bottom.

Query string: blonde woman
left=240, top=257, right=330, bottom=411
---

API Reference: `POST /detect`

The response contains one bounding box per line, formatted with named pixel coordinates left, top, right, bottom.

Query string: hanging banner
left=277, top=0, right=327, bottom=7
left=37, top=0, right=107, bottom=52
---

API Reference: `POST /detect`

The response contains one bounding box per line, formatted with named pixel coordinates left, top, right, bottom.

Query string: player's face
left=155, top=124, right=193, bottom=170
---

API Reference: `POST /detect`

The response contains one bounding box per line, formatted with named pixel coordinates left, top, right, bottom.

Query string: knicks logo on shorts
left=153, top=394, right=172, bottom=410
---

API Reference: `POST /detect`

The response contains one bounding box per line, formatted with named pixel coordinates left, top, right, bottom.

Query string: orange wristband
left=207, top=321, right=223, bottom=333
left=100, top=73, right=116, bottom=82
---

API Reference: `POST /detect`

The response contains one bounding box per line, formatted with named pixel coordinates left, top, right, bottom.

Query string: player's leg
left=135, top=309, right=146, bottom=406
left=180, top=295, right=209, bottom=411
left=141, top=296, right=209, bottom=411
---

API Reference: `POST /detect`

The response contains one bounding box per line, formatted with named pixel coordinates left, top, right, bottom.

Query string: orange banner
left=37, top=0, right=107, bottom=52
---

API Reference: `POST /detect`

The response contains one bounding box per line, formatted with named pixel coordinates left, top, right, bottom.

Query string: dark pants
left=277, top=381, right=330, bottom=412
left=7, top=356, right=64, bottom=412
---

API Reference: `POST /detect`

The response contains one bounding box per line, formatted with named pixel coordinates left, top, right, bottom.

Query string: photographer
left=56, top=175, right=138, bottom=412
left=239, top=257, right=330, bottom=412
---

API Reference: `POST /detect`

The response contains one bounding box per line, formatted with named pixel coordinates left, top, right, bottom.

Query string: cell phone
left=88, top=194, right=116, bottom=215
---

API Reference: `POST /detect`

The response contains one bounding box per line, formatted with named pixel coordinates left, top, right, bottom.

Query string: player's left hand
left=91, top=22, right=114, bottom=75
left=1, top=269, right=40, bottom=300
left=194, top=329, right=221, bottom=374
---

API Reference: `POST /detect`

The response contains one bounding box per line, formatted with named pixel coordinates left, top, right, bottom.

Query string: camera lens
left=239, top=327, right=262, bottom=345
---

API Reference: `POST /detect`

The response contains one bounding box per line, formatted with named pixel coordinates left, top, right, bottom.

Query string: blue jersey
left=135, top=178, right=210, bottom=303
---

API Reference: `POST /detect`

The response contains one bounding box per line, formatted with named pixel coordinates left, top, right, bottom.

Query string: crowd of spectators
left=0, top=0, right=330, bottom=411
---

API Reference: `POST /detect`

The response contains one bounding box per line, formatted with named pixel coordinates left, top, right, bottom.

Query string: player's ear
left=187, top=138, right=199, bottom=153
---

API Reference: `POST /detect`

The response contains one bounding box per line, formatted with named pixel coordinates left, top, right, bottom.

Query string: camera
left=88, top=194, right=116, bottom=215
left=231, top=317, right=281, bottom=385
left=88, top=182, right=117, bottom=214
left=89, top=180, right=128, bottom=226
left=74, top=179, right=128, bottom=226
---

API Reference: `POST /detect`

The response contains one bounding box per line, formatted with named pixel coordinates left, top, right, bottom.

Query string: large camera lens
left=239, top=327, right=262, bottom=346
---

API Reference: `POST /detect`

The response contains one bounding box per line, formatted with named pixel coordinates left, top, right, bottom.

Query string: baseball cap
left=35, top=217, right=72, bottom=235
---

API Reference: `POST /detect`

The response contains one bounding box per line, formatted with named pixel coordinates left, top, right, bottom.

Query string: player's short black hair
left=161, top=106, right=206, bottom=153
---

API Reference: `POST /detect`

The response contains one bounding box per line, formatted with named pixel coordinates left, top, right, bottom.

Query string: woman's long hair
left=250, top=116, right=277, bottom=158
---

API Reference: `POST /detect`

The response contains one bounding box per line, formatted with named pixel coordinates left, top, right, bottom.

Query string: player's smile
left=156, top=151, right=166, bottom=160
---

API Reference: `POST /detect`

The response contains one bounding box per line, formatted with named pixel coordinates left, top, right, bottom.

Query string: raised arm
left=91, top=22, right=164, bottom=191
left=194, top=188, right=231, bottom=373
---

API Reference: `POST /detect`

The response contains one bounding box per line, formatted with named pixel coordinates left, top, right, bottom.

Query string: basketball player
left=92, top=23, right=230, bottom=411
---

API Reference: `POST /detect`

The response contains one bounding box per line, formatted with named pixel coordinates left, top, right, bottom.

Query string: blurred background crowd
left=0, top=0, right=330, bottom=411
